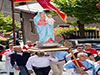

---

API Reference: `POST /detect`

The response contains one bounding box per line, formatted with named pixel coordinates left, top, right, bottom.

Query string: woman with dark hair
left=26, top=51, right=58, bottom=75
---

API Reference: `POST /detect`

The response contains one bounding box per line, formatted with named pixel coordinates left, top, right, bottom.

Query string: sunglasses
left=77, top=48, right=84, bottom=49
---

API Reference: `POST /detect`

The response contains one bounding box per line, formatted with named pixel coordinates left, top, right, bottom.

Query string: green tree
left=52, top=0, right=100, bottom=37
left=0, top=12, right=20, bottom=32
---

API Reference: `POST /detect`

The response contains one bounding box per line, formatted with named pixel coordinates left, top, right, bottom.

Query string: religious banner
left=37, top=0, right=67, bottom=22
left=14, top=0, right=35, bottom=3
left=96, top=3, right=100, bottom=10
left=14, top=0, right=67, bottom=22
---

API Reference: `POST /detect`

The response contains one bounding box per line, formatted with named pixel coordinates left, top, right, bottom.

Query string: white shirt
left=46, top=18, right=55, bottom=26
left=4, top=49, right=14, bottom=61
left=17, top=53, right=23, bottom=56
left=10, top=32, right=17, bottom=39
left=26, top=55, right=58, bottom=70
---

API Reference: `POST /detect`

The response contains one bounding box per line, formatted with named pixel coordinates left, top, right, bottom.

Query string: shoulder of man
left=84, top=51, right=92, bottom=56
left=86, top=59, right=95, bottom=65
left=10, top=52, right=17, bottom=57
left=23, top=52, right=30, bottom=56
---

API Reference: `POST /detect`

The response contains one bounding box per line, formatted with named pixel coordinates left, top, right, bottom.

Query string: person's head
left=15, top=46, right=22, bottom=53
left=40, top=12, right=45, bottom=17
left=48, top=14, right=52, bottom=18
left=77, top=52, right=88, bottom=61
left=12, top=46, right=17, bottom=52
left=0, top=31, right=3, bottom=34
left=85, top=43, right=92, bottom=50
left=76, top=44, right=84, bottom=52
left=26, top=41, right=32, bottom=45
left=35, top=51, right=45, bottom=57
left=9, top=44, right=14, bottom=50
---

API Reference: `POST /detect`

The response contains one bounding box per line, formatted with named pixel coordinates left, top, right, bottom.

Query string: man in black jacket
left=10, top=46, right=30, bottom=75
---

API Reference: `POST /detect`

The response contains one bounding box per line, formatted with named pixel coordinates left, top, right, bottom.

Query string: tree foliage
left=52, top=0, right=100, bottom=25
left=0, top=12, right=20, bottom=32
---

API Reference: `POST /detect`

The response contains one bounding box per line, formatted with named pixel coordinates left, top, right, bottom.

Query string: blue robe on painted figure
left=33, top=11, right=55, bottom=43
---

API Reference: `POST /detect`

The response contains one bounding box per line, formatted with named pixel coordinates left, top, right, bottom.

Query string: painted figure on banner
left=33, top=11, right=55, bottom=43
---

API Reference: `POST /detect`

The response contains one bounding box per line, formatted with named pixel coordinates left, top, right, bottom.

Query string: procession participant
left=0, top=44, right=14, bottom=61
left=48, top=50, right=70, bottom=75
left=10, top=46, right=30, bottom=75
left=66, top=44, right=95, bottom=61
left=23, top=41, right=34, bottom=50
left=33, top=11, right=55, bottom=43
left=4, top=44, right=19, bottom=75
left=0, top=44, right=5, bottom=61
left=26, top=51, right=58, bottom=75
left=64, top=52, right=94, bottom=75
left=95, top=64, right=100, bottom=75
left=10, top=30, right=20, bottom=45
left=85, top=43, right=98, bottom=56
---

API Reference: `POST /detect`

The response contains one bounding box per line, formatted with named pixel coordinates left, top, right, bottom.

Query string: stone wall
left=21, top=12, right=39, bottom=43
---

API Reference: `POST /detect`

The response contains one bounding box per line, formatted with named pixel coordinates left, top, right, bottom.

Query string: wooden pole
left=63, top=41, right=82, bottom=74
left=10, top=0, right=16, bottom=45
left=70, top=49, right=82, bottom=74
left=20, top=13, right=26, bottom=45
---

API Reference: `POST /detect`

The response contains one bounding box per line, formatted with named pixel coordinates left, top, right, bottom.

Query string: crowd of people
left=0, top=40, right=100, bottom=75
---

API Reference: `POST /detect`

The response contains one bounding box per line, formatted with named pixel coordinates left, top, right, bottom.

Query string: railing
left=62, top=30, right=99, bottom=39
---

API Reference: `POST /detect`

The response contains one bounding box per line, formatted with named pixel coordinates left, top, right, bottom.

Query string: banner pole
left=10, top=0, right=16, bottom=45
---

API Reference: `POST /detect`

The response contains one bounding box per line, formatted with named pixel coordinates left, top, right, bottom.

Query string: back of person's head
left=35, top=51, right=45, bottom=57
left=64, top=40, right=73, bottom=48
left=26, top=41, right=31, bottom=43
left=26, top=41, right=32, bottom=45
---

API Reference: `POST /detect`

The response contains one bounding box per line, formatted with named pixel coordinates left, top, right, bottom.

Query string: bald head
left=14, top=46, right=22, bottom=53
left=85, top=43, right=92, bottom=50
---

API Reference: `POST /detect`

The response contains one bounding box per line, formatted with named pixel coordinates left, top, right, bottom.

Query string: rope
left=0, top=0, right=4, bottom=12
left=26, top=2, right=34, bottom=19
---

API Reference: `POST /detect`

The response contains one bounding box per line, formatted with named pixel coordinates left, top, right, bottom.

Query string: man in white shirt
left=4, top=44, right=19, bottom=75
left=10, top=31, right=17, bottom=39
left=26, top=51, right=58, bottom=75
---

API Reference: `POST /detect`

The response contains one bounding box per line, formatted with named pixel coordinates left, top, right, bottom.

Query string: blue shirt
left=48, top=51, right=70, bottom=61
left=64, top=59, right=94, bottom=74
